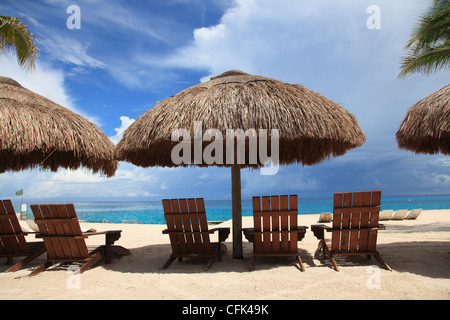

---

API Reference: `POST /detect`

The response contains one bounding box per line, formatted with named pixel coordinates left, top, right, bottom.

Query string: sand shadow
left=376, top=241, right=450, bottom=278
left=311, top=240, right=450, bottom=278
left=99, top=241, right=316, bottom=274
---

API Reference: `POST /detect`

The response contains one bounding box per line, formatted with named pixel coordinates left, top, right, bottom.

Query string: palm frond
left=398, top=1, right=450, bottom=78
left=0, top=15, right=39, bottom=71
left=399, top=41, right=450, bottom=77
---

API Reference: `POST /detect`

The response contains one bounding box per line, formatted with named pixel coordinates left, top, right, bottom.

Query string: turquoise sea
left=19, top=195, right=449, bottom=224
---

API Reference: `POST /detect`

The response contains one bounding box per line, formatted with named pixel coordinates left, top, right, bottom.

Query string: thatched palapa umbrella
left=396, top=84, right=450, bottom=155
left=116, top=70, right=366, bottom=258
left=0, top=76, right=117, bottom=177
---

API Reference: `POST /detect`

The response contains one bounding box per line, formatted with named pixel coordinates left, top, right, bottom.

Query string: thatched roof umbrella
left=0, top=76, right=118, bottom=177
left=116, top=70, right=366, bottom=258
left=396, top=84, right=450, bottom=155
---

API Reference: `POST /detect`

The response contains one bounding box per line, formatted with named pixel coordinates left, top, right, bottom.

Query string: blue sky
left=0, top=0, right=449, bottom=202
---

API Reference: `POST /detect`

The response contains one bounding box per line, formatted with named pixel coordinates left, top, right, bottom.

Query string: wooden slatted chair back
left=252, top=195, right=298, bottom=254
left=30, top=204, right=90, bottom=262
left=162, top=198, right=212, bottom=256
left=0, top=200, right=29, bottom=257
left=331, top=191, right=381, bottom=254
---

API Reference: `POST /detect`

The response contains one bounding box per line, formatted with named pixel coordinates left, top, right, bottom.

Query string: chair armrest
left=85, top=230, right=121, bottom=236
left=311, top=224, right=332, bottom=240
left=242, top=228, right=254, bottom=242
left=242, top=226, right=308, bottom=242
left=85, top=230, right=122, bottom=245
left=210, top=227, right=230, bottom=242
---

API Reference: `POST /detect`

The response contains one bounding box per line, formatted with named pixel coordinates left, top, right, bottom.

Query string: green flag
left=15, top=189, right=23, bottom=196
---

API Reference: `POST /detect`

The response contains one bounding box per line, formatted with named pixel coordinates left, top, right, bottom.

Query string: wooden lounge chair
left=379, top=210, right=394, bottom=221
left=311, top=191, right=391, bottom=271
left=0, top=200, right=46, bottom=272
left=391, top=209, right=408, bottom=220
left=29, top=204, right=129, bottom=276
left=162, top=198, right=230, bottom=271
left=244, top=195, right=308, bottom=271
left=405, top=209, right=422, bottom=220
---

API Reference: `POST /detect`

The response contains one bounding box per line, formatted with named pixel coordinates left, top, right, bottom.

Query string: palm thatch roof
left=0, top=76, right=118, bottom=177
left=396, top=84, right=450, bottom=155
left=116, top=70, right=366, bottom=167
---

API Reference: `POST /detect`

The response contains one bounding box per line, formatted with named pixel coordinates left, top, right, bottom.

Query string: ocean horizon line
left=8, top=193, right=450, bottom=204
left=8, top=194, right=450, bottom=225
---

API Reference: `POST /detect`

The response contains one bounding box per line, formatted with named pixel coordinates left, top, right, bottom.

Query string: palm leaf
left=0, top=15, right=39, bottom=71
left=398, top=0, right=450, bottom=77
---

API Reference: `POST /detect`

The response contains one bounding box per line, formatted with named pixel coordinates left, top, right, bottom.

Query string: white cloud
left=110, top=116, right=136, bottom=145
left=160, top=183, right=169, bottom=190
left=41, top=35, right=106, bottom=69
left=0, top=52, right=101, bottom=126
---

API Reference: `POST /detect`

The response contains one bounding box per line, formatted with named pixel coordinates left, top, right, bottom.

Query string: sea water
left=53, top=194, right=450, bottom=224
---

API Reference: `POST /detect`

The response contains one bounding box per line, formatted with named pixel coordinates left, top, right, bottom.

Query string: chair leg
left=205, top=258, right=214, bottom=271
left=79, top=252, right=103, bottom=274
left=162, top=257, right=176, bottom=270
left=330, top=255, right=339, bottom=271
left=6, top=247, right=46, bottom=272
left=297, top=256, right=305, bottom=272
left=374, top=253, right=392, bottom=271
left=29, top=261, right=53, bottom=277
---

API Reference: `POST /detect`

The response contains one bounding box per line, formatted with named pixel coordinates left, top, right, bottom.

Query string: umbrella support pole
left=231, top=164, right=243, bottom=259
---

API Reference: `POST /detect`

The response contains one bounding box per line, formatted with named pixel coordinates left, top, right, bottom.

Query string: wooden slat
left=271, top=196, right=280, bottom=252
left=0, top=201, right=16, bottom=255
left=339, top=193, right=352, bottom=252
left=0, top=200, right=29, bottom=255
left=252, top=197, right=263, bottom=253
left=368, top=191, right=381, bottom=252
left=179, top=199, right=195, bottom=253
left=261, top=197, right=271, bottom=253
left=65, top=204, right=88, bottom=258
left=32, top=204, right=91, bottom=261
left=330, top=191, right=383, bottom=256
left=31, top=205, right=53, bottom=260
left=187, top=198, right=204, bottom=254
left=170, top=199, right=187, bottom=255
left=331, top=193, right=342, bottom=252
left=349, top=192, right=362, bottom=252
left=360, top=192, right=373, bottom=252
left=279, top=196, right=289, bottom=253
left=163, top=198, right=213, bottom=257
left=50, top=205, right=71, bottom=259
left=162, top=199, right=179, bottom=255
left=252, top=195, right=300, bottom=255
left=196, top=198, right=211, bottom=254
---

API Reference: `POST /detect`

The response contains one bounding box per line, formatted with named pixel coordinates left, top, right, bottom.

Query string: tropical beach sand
left=0, top=209, right=449, bottom=300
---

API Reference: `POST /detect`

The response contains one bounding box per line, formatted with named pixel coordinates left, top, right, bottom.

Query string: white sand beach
left=0, top=209, right=449, bottom=300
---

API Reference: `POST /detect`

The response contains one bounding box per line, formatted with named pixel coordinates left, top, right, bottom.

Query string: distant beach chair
left=379, top=210, right=394, bottom=221
left=318, top=212, right=332, bottom=223
left=0, top=200, right=46, bottom=272
left=243, top=195, right=308, bottom=271
left=162, top=198, right=230, bottom=271
left=311, top=191, right=391, bottom=271
left=405, top=209, right=423, bottom=220
left=29, top=203, right=130, bottom=276
left=391, top=209, right=408, bottom=220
